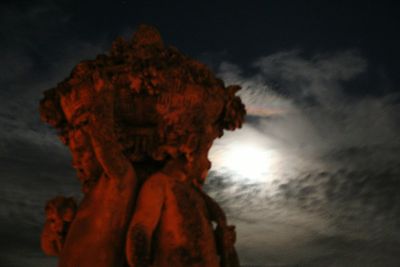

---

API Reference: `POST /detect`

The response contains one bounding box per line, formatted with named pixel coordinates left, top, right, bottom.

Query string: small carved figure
left=40, top=196, right=77, bottom=256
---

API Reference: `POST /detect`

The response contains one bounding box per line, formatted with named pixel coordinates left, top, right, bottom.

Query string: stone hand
left=219, top=225, right=236, bottom=249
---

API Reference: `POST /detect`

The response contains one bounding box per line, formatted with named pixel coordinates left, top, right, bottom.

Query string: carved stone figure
left=39, top=25, right=245, bottom=267
left=41, top=196, right=77, bottom=256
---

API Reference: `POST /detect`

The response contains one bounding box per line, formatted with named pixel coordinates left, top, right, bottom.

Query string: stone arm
left=41, top=220, right=63, bottom=256
left=126, top=174, right=165, bottom=267
left=88, top=126, right=135, bottom=180
left=196, top=188, right=227, bottom=225
left=196, top=188, right=240, bottom=267
left=85, top=89, right=135, bottom=180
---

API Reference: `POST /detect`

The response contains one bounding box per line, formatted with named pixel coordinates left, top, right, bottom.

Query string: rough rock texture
left=39, top=25, right=245, bottom=267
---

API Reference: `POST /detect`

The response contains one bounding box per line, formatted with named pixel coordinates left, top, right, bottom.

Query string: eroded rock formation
left=39, top=25, right=245, bottom=267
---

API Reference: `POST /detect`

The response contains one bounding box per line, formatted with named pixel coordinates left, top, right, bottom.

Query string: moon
left=209, top=125, right=285, bottom=184
left=217, top=143, right=272, bottom=181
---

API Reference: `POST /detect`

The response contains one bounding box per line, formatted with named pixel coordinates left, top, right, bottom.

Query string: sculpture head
left=40, top=79, right=104, bottom=192
left=67, top=116, right=102, bottom=191
left=39, top=25, right=246, bottom=187
left=45, top=196, right=77, bottom=233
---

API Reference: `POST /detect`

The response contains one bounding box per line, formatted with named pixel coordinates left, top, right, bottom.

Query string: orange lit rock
left=39, top=24, right=245, bottom=267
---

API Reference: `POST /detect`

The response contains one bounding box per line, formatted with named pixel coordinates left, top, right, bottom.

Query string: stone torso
left=152, top=174, right=220, bottom=267
left=59, top=173, right=136, bottom=267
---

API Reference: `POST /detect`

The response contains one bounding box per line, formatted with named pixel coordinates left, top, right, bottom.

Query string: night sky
left=1, top=1, right=400, bottom=266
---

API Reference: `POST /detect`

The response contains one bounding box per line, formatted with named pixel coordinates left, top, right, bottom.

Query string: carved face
left=45, top=208, right=64, bottom=233
left=184, top=131, right=216, bottom=185
left=67, top=115, right=102, bottom=186
left=192, top=154, right=212, bottom=186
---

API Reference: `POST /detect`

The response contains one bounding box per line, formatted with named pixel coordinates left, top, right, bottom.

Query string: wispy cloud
left=207, top=50, right=400, bottom=266
left=0, top=3, right=108, bottom=266
left=1, top=5, right=399, bottom=264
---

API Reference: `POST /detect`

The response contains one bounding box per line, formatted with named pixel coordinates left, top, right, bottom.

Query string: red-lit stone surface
left=39, top=25, right=245, bottom=267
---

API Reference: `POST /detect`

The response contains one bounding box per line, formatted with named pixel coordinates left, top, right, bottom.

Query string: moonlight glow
left=208, top=125, right=307, bottom=185
left=209, top=126, right=285, bottom=183
left=222, top=143, right=271, bottom=180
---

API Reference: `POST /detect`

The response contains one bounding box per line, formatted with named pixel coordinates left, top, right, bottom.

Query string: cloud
left=206, top=50, right=400, bottom=266
left=0, top=3, right=108, bottom=266
left=0, top=1, right=110, bottom=151
left=218, top=61, right=295, bottom=117
left=1, top=5, right=399, bottom=264
left=253, top=50, right=367, bottom=101
left=217, top=50, right=400, bottom=156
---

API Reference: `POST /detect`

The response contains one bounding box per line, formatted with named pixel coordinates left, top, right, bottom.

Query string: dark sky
left=1, top=1, right=400, bottom=266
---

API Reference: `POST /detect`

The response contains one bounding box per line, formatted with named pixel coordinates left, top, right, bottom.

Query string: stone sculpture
left=39, top=25, right=245, bottom=267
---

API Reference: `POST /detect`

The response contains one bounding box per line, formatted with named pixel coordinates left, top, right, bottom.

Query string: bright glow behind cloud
left=209, top=125, right=295, bottom=187
left=205, top=50, right=400, bottom=266
left=215, top=142, right=272, bottom=181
